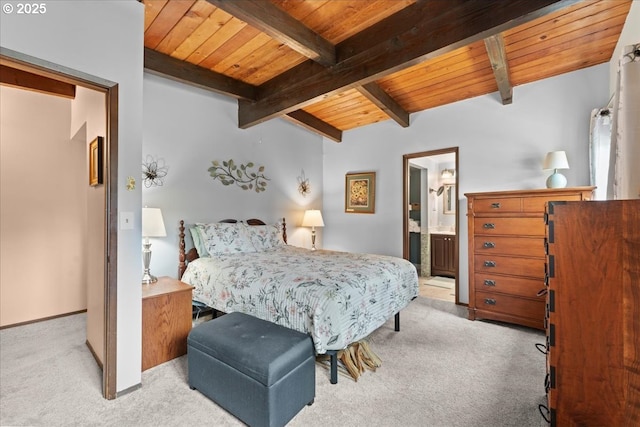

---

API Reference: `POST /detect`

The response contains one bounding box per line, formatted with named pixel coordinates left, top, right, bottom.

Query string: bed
left=178, top=218, right=419, bottom=383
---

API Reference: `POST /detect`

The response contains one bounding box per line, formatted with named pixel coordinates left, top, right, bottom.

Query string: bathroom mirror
left=444, top=184, right=456, bottom=215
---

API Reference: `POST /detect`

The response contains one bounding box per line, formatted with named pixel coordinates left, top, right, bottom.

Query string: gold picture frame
left=89, top=136, right=104, bottom=187
left=345, top=172, right=376, bottom=214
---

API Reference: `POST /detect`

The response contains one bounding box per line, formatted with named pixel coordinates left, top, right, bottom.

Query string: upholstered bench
left=187, top=312, right=315, bottom=427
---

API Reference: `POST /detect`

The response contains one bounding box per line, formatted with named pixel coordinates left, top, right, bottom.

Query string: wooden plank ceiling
left=143, top=0, right=632, bottom=142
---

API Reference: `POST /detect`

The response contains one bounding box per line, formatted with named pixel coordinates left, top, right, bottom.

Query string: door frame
left=403, top=147, right=459, bottom=304
left=1, top=47, right=118, bottom=399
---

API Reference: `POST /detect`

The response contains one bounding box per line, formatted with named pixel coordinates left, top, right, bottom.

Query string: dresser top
left=464, top=186, right=595, bottom=199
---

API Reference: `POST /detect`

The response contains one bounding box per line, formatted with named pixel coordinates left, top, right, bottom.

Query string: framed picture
left=345, top=172, right=376, bottom=214
left=89, top=136, right=104, bottom=186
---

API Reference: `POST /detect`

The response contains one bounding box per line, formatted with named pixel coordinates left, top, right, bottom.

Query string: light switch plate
left=120, top=211, right=134, bottom=230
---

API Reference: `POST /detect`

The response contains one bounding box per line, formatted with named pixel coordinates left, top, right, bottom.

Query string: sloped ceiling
left=143, top=0, right=632, bottom=142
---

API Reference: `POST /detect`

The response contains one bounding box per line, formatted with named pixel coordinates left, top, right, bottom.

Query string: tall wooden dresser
left=544, top=199, right=639, bottom=425
left=465, top=187, right=594, bottom=329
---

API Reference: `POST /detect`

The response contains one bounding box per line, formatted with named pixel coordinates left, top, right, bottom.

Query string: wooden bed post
left=282, top=217, right=287, bottom=244
left=178, top=220, right=186, bottom=279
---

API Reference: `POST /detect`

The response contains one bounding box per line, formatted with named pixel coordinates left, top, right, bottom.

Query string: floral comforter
left=181, top=245, right=419, bottom=354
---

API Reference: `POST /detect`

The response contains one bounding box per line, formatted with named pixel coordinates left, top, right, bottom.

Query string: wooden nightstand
left=142, top=276, right=193, bottom=371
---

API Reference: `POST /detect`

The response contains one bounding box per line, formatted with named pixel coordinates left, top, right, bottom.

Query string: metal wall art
left=208, top=159, right=269, bottom=192
left=142, top=155, right=168, bottom=188
left=297, top=170, right=310, bottom=197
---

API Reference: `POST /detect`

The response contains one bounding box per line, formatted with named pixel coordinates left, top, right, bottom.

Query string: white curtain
left=589, top=108, right=612, bottom=200
left=608, top=43, right=640, bottom=200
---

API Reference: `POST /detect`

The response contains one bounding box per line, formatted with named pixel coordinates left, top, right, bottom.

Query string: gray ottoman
left=188, top=312, right=315, bottom=427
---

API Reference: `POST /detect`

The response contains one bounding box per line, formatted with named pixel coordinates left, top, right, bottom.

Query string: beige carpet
left=0, top=297, right=549, bottom=427
left=423, top=276, right=455, bottom=289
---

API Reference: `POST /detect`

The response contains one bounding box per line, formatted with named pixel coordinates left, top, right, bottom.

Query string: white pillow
left=196, top=222, right=257, bottom=255
left=189, top=226, right=209, bottom=258
left=244, top=223, right=285, bottom=251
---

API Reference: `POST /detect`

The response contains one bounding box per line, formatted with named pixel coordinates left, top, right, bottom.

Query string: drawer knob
left=484, top=298, right=497, bottom=305
left=490, top=202, right=501, bottom=209
left=483, top=223, right=495, bottom=229
left=483, top=241, right=496, bottom=248
left=483, top=279, right=496, bottom=286
left=483, top=261, right=496, bottom=267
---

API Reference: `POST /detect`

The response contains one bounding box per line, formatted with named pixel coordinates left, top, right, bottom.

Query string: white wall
left=71, top=86, right=107, bottom=365
left=0, top=87, right=86, bottom=326
left=322, top=63, right=610, bottom=304
left=610, top=1, right=640, bottom=94
left=143, top=73, right=324, bottom=279
left=1, top=1, right=144, bottom=392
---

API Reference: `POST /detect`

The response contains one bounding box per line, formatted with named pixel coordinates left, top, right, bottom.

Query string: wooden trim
left=0, top=47, right=119, bottom=400
left=0, top=309, right=87, bottom=330
left=86, top=339, right=104, bottom=370
left=0, top=64, right=76, bottom=98
left=403, top=147, right=461, bottom=306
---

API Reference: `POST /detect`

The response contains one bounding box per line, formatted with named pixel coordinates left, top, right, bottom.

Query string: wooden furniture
left=142, top=276, right=193, bottom=371
left=543, top=199, right=640, bottom=425
left=465, top=187, right=594, bottom=329
left=430, top=233, right=455, bottom=278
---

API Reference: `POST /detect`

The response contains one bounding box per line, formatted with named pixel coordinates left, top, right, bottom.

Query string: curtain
left=608, top=43, right=640, bottom=200
left=589, top=107, right=612, bottom=200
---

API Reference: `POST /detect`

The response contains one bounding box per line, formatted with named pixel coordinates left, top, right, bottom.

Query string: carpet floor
left=0, top=297, right=549, bottom=427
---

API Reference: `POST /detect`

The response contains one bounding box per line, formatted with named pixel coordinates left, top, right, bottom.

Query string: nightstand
left=142, top=276, right=193, bottom=371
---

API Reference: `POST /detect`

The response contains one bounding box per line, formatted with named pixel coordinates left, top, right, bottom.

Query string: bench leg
left=395, top=312, right=400, bottom=331
left=327, top=350, right=338, bottom=384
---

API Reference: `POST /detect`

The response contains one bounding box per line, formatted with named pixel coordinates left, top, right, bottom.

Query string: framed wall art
left=89, top=136, right=104, bottom=187
left=345, top=171, right=376, bottom=214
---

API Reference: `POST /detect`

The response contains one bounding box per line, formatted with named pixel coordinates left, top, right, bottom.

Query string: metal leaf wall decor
left=142, top=155, right=168, bottom=188
left=208, top=159, right=269, bottom=193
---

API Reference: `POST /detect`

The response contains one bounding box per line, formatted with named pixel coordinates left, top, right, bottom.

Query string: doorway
left=1, top=48, right=118, bottom=399
left=403, top=148, right=459, bottom=304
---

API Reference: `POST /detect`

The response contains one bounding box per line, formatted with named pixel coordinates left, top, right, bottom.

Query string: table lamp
left=543, top=151, right=570, bottom=188
left=142, top=207, right=166, bottom=284
left=301, top=209, right=324, bottom=250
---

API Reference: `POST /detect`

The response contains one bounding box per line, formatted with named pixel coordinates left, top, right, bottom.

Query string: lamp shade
left=142, top=207, right=167, bottom=237
left=301, top=209, right=324, bottom=227
left=543, top=151, right=570, bottom=170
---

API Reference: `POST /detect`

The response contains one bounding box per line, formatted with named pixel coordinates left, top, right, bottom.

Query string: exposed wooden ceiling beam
left=357, top=83, right=410, bottom=128
left=206, top=0, right=336, bottom=67
left=484, top=34, right=513, bottom=105
left=285, top=109, right=342, bottom=142
left=0, top=64, right=76, bottom=98
left=238, top=0, right=579, bottom=128
left=143, top=48, right=256, bottom=100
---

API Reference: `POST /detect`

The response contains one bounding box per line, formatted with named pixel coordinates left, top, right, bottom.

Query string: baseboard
left=0, top=309, right=87, bottom=330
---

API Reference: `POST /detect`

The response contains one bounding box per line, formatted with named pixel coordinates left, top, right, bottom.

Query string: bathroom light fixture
left=543, top=151, right=570, bottom=188
left=441, top=169, right=455, bottom=179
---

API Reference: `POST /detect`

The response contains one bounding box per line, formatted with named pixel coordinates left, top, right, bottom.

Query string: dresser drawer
left=472, top=197, right=522, bottom=213
left=475, top=291, right=545, bottom=320
left=522, top=194, right=583, bottom=212
left=474, top=275, right=544, bottom=298
left=474, top=254, right=545, bottom=278
left=474, top=236, right=545, bottom=257
left=473, top=217, right=545, bottom=236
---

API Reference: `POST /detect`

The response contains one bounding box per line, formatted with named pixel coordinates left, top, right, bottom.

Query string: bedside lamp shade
left=302, top=210, right=324, bottom=250
left=142, top=207, right=166, bottom=284
left=543, top=151, right=570, bottom=188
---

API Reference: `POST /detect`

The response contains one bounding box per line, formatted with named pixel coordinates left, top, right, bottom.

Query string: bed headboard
left=178, top=218, right=287, bottom=279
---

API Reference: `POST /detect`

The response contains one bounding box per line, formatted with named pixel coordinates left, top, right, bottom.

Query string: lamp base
left=142, top=272, right=158, bottom=285
left=546, top=171, right=567, bottom=188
